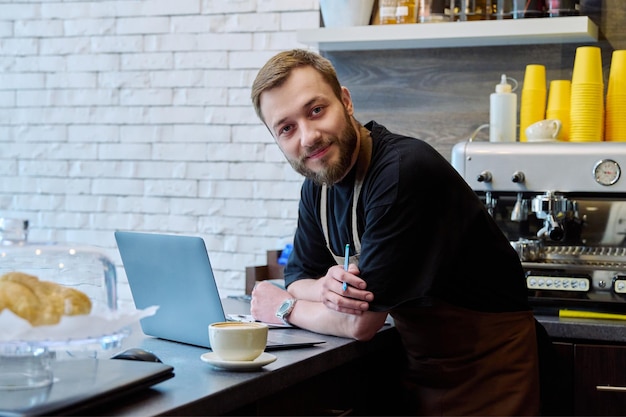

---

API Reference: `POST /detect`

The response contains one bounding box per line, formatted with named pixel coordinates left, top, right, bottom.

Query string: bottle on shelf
left=379, top=0, right=399, bottom=24
left=452, top=0, right=490, bottom=21
left=396, top=0, right=417, bottom=23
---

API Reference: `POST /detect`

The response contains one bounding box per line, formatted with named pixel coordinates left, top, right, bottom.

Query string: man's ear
left=341, top=86, right=354, bottom=115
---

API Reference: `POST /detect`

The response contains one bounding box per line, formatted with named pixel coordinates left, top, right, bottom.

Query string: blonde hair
left=251, top=49, right=343, bottom=122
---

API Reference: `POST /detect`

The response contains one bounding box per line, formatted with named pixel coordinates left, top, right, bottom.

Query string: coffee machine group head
left=530, top=191, right=580, bottom=242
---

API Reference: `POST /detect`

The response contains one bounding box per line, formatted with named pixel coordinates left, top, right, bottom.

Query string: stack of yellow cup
left=570, top=46, right=604, bottom=142
left=606, top=50, right=626, bottom=141
left=546, top=80, right=571, bottom=141
left=519, top=64, right=547, bottom=142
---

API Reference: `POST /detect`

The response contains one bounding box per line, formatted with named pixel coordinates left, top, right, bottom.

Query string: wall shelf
left=297, top=16, right=599, bottom=51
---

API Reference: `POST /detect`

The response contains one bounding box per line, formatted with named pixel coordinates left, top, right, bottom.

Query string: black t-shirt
left=284, top=121, right=529, bottom=313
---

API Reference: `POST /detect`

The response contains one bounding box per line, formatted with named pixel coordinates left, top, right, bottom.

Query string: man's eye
left=312, top=107, right=323, bottom=116
left=280, top=125, right=292, bottom=135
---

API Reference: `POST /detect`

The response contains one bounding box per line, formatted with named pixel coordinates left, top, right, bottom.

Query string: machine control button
left=526, top=275, right=590, bottom=292
left=613, top=275, right=626, bottom=294
left=477, top=171, right=492, bottom=183
left=511, top=171, right=525, bottom=183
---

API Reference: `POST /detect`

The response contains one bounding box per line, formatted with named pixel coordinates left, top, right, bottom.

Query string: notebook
left=114, top=231, right=325, bottom=350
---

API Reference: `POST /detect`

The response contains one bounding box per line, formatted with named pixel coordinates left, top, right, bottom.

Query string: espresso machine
left=451, top=141, right=626, bottom=313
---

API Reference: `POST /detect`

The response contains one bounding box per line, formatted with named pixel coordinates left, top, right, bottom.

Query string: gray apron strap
left=321, top=126, right=372, bottom=267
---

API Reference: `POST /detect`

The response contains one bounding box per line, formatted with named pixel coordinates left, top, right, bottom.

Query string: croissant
left=0, top=271, right=92, bottom=326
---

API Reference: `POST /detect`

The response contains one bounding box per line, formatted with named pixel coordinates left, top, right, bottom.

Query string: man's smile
left=305, top=144, right=331, bottom=161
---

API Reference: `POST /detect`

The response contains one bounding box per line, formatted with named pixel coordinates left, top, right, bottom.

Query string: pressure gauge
left=593, top=159, right=621, bottom=186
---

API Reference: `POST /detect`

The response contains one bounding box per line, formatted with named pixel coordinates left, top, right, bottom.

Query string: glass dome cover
left=0, top=219, right=154, bottom=352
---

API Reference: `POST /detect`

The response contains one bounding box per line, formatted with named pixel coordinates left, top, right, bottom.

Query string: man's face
left=259, top=66, right=358, bottom=185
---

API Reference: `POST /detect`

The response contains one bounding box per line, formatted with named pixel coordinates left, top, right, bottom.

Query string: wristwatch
left=275, top=298, right=297, bottom=325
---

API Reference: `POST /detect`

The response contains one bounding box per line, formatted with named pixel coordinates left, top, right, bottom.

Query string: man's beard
left=288, top=113, right=358, bottom=186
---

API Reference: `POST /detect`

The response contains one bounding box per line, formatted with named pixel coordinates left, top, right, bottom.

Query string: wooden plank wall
left=324, top=0, right=625, bottom=162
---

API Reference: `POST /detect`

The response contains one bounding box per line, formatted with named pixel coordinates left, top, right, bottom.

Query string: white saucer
left=200, top=351, right=277, bottom=371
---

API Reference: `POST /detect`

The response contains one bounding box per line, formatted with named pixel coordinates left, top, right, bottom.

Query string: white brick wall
left=0, top=0, right=321, bottom=303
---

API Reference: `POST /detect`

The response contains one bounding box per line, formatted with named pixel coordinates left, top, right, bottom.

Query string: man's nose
left=300, top=122, right=321, bottom=147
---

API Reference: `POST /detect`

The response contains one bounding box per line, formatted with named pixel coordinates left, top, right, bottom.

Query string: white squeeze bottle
left=489, top=74, right=517, bottom=142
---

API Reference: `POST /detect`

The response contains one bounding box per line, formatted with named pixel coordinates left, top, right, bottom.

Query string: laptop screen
left=115, top=231, right=226, bottom=348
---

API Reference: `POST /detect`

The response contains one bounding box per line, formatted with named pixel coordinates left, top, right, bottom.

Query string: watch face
left=277, top=299, right=293, bottom=315
left=276, top=299, right=295, bottom=324
left=277, top=301, right=290, bottom=315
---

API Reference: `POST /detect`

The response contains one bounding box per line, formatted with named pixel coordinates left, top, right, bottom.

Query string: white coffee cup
left=525, top=119, right=562, bottom=141
left=208, top=321, right=268, bottom=361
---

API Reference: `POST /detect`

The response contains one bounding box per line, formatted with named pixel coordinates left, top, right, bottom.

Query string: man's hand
left=250, top=281, right=291, bottom=325
left=318, top=264, right=373, bottom=315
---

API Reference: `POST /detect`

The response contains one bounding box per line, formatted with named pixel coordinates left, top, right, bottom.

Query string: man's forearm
left=286, top=278, right=322, bottom=302
left=289, top=299, right=387, bottom=341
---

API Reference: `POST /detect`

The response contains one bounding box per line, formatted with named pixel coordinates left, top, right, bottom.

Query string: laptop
left=114, top=231, right=325, bottom=350
left=0, top=359, right=174, bottom=417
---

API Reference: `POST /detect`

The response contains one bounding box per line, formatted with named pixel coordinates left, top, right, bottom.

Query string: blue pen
left=342, top=244, right=350, bottom=292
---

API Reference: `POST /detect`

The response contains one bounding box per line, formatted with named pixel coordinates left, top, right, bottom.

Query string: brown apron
left=392, top=302, right=541, bottom=416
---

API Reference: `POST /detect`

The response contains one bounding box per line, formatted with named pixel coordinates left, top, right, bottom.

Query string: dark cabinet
left=574, top=343, right=626, bottom=416
left=551, top=341, right=626, bottom=416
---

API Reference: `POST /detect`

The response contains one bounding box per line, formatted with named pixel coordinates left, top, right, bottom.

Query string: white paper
left=0, top=305, right=158, bottom=344
left=226, top=313, right=292, bottom=328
